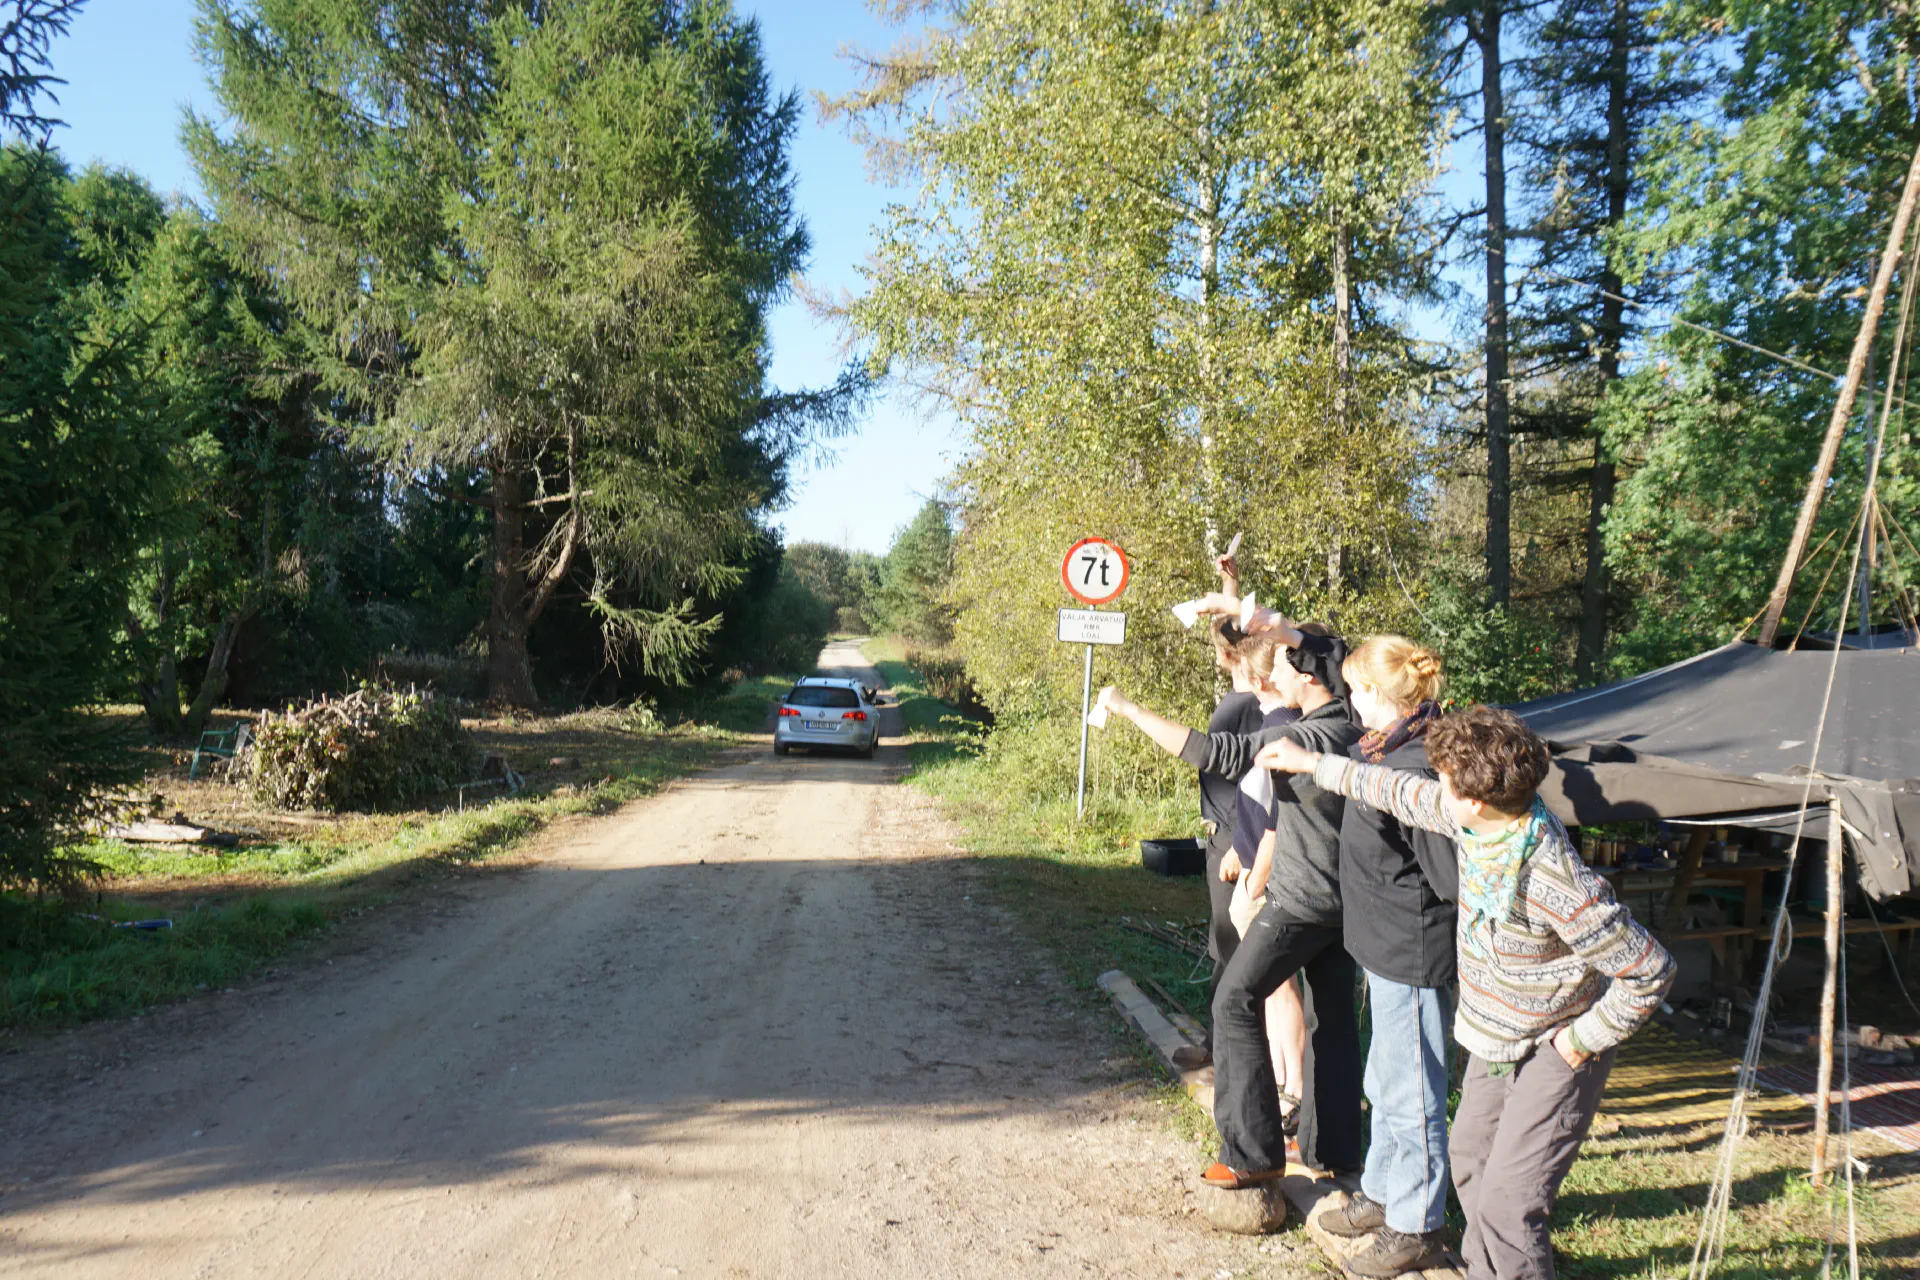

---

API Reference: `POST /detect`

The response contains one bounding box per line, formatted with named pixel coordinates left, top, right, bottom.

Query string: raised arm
left=1216, top=552, right=1240, bottom=599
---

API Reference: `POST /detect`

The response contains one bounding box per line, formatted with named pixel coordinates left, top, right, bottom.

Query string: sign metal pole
left=1076, top=629, right=1094, bottom=820
left=1058, top=538, right=1128, bottom=824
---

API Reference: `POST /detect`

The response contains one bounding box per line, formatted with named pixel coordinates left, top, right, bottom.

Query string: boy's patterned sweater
left=1312, top=755, right=1676, bottom=1062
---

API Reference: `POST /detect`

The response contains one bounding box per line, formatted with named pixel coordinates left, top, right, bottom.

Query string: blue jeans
left=1361, top=974, right=1451, bottom=1233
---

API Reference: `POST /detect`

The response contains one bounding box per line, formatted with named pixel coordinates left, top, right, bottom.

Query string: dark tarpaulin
left=1505, top=642, right=1920, bottom=899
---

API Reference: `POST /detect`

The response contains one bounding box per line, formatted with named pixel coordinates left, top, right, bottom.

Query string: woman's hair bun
left=1345, top=634, right=1446, bottom=708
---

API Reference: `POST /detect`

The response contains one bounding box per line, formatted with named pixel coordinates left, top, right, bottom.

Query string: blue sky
left=45, top=0, right=960, bottom=555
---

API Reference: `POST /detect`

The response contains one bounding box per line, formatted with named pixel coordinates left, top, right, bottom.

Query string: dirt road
left=0, top=641, right=1309, bottom=1278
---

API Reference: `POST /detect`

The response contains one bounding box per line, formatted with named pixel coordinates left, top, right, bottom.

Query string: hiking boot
left=1342, top=1227, right=1445, bottom=1278
left=1316, top=1190, right=1386, bottom=1238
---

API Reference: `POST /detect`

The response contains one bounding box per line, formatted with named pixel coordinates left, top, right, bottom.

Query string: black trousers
left=1211, top=905, right=1364, bottom=1174
left=1203, top=838, right=1240, bottom=1052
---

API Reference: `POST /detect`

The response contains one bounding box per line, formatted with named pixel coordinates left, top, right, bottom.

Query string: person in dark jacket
left=1096, top=623, right=1364, bottom=1187
left=1310, top=636, right=1456, bottom=1278
left=1182, top=621, right=1270, bottom=1070
left=1213, top=632, right=1308, bottom=1115
left=1177, top=552, right=1272, bottom=1072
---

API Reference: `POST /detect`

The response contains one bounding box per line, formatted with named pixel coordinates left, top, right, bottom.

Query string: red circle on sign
left=1061, top=537, right=1130, bottom=605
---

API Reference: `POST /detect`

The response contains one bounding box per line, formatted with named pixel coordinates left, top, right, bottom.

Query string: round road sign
left=1061, top=537, right=1130, bottom=606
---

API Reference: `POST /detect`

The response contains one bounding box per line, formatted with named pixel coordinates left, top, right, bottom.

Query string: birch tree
left=828, top=0, right=1441, bottom=721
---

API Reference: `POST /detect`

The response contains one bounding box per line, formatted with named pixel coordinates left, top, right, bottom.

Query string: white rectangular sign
left=1057, top=608, right=1126, bottom=646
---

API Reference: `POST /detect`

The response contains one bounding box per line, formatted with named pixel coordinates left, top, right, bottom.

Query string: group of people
left=1092, top=554, right=1677, bottom=1280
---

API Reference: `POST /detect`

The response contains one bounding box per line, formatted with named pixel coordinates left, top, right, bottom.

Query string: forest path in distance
left=0, top=640, right=1306, bottom=1279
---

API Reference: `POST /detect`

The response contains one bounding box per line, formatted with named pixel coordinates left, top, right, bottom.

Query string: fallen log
left=105, top=820, right=239, bottom=849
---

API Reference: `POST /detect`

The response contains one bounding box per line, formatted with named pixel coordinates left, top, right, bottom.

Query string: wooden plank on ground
left=1100, top=968, right=1466, bottom=1279
left=105, top=821, right=238, bottom=848
left=1096, top=969, right=1213, bottom=1110
left=1280, top=1175, right=1467, bottom=1279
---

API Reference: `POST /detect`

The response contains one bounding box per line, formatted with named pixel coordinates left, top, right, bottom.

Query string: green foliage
left=0, top=145, right=158, bottom=892
left=870, top=500, right=957, bottom=647
left=190, top=0, right=854, bottom=705
left=1419, top=586, right=1569, bottom=706
left=1606, top=0, right=1920, bottom=662
left=122, top=202, right=316, bottom=736
left=725, top=562, right=834, bottom=676
left=243, top=684, right=477, bottom=812
left=0, top=0, right=82, bottom=137
left=831, top=0, right=1440, bottom=727
left=901, top=645, right=986, bottom=716
left=785, top=541, right=881, bottom=631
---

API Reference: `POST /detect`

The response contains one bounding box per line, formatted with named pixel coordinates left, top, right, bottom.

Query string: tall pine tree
left=189, top=0, right=854, bottom=706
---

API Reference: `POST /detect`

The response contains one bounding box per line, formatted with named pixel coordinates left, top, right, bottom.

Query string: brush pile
left=243, top=684, right=475, bottom=812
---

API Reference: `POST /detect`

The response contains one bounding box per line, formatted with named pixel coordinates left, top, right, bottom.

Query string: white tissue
left=1225, top=531, right=1243, bottom=557
left=1171, top=599, right=1205, bottom=629
left=1237, top=592, right=1259, bottom=630
left=1085, top=702, right=1110, bottom=729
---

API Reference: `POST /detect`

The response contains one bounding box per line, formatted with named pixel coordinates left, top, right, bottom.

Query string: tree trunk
left=1197, top=134, right=1223, bottom=564
left=136, top=654, right=183, bottom=739
left=1328, top=218, right=1353, bottom=591
left=132, top=551, right=183, bottom=737
left=1575, top=0, right=1632, bottom=682
left=182, top=613, right=245, bottom=737
left=488, top=462, right=540, bottom=708
left=1479, top=0, right=1513, bottom=607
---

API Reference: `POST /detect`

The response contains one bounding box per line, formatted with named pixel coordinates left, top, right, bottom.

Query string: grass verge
left=2, top=681, right=797, bottom=1031
left=868, top=639, right=1920, bottom=1278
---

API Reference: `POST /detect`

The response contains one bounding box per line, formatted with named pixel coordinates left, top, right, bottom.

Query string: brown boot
left=1342, top=1227, right=1445, bottom=1278
left=1316, top=1190, right=1385, bottom=1239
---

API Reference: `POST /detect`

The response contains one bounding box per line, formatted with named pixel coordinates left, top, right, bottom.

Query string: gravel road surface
left=0, top=641, right=1311, bottom=1278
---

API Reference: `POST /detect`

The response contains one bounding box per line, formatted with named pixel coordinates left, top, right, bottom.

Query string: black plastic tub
left=1140, top=837, right=1206, bottom=877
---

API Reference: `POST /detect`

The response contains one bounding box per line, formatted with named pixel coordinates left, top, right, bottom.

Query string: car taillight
left=844, top=710, right=867, bottom=721
left=779, top=707, right=802, bottom=717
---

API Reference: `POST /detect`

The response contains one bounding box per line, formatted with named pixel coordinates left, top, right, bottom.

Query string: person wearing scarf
left=1255, top=707, right=1674, bottom=1280
left=1305, top=638, right=1458, bottom=1278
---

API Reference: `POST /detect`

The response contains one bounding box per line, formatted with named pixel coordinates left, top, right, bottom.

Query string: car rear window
left=786, top=686, right=859, bottom=708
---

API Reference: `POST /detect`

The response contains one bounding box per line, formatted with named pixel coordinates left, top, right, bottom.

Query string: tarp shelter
left=1506, top=641, right=1920, bottom=899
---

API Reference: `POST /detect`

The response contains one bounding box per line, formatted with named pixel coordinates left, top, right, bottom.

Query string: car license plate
left=805, top=720, right=839, bottom=731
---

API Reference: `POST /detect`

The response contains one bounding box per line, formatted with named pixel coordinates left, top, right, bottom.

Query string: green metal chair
left=189, top=723, right=250, bottom=780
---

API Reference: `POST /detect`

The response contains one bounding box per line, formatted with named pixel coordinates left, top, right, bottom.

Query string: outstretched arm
left=1254, top=739, right=1458, bottom=839
left=1096, top=686, right=1197, bottom=758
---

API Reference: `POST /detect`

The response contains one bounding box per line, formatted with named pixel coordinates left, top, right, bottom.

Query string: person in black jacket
left=1180, top=620, right=1270, bottom=1070
left=1176, top=554, right=1273, bottom=1072
left=1096, top=623, right=1364, bottom=1188
left=1309, top=636, right=1455, bottom=1277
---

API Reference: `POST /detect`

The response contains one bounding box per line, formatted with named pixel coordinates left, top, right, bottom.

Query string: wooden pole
left=1757, top=138, right=1920, bottom=648
left=1811, top=799, right=1846, bottom=1184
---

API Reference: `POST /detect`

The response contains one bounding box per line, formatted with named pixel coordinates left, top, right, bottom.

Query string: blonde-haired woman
left=1311, top=636, right=1456, bottom=1279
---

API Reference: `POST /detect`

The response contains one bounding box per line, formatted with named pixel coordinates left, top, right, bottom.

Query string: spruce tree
left=189, top=0, right=853, bottom=706
left=0, top=147, right=158, bottom=892
left=1507, top=0, right=1699, bottom=679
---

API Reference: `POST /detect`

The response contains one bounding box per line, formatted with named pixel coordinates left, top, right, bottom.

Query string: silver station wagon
left=773, top=677, right=881, bottom=758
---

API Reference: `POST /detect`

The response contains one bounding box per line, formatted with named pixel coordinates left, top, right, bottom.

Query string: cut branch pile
left=241, top=684, right=476, bottom=813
